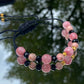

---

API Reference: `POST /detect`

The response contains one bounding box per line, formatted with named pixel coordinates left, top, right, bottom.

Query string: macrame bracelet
left=15, top=21, right=79, bottom=73
left=0, top=14, right=79, bottom=73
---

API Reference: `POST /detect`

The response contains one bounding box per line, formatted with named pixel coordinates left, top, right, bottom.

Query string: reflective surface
left=0, top=0, right=84, bottom=84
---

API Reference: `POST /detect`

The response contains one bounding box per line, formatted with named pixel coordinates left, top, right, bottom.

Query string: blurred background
left=0, top=0, right=84, bottom=84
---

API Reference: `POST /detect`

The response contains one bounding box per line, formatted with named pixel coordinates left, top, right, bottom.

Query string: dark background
left=0, top=0, right=84, bottom=84
left=0, top=0, right=15, bottom=6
